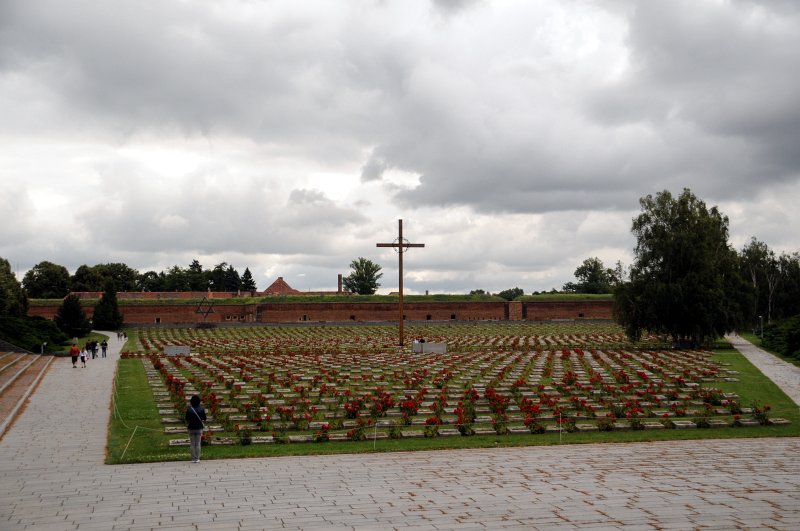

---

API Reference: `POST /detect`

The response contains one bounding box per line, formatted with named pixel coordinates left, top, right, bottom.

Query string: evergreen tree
left=55, top=294, right=92, bottom=337
left=92, top=282, right=124, bottom=329
left=240, top=267, right=257, bottom=291
left=187, top=259, right=208, bottom=291
left=224, top=265, right=241, bottom=291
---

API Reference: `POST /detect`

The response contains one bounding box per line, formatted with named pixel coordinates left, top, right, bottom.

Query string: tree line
left=20, top=260, right=258, bottom=298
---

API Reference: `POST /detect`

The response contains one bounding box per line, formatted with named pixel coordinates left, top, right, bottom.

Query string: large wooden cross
left=376, top=219, right=425, bottom=347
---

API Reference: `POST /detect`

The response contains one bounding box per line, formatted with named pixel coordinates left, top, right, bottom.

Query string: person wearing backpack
left=185, top=395, right=207, bottom=463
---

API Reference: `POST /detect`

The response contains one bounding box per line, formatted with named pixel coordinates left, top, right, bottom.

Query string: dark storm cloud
left=586, top=1, right=800, bottom=195
left=2, top=0, right=797, bottom=293
left=371, top=1, right=800, bottom=213
left=0, top=0, right=373, bottom=163
left=3, top=0, right=798, bottom=218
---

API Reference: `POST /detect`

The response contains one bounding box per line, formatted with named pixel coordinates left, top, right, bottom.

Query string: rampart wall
left=28, top=299, right=613, bottom=325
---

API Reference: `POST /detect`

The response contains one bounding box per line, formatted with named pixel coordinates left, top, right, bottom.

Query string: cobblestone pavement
left=0, top=334, right=798, bottom=530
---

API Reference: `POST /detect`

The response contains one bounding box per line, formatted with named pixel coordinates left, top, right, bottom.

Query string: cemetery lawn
left=106, top=327, right=799, bottom=464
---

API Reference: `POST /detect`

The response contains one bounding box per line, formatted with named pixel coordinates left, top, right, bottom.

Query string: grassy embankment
left=31, top=293, right=614, bottom=307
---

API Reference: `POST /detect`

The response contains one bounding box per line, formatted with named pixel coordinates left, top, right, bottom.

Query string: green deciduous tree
left=162, top=265, right=191, bottom=291
left=738, top=239, right=800, bottom=326
left=613, top=189, right=746, bottom=346
left=497, top=287, right=524, bottom=301
left=208, top=262, right=228, bottom=291
left=71, top=264, right=104, bottom=292
left=22, top=261, right=71, bottom=298
left=92, top=282, right=124, bottom=330
left=71, top=263, right=139, bottom=292
left=343, top=257, right=382, bottom=295
left=0, top=257, right=28, bottom=317
left=0, top=258, right=65, bottom=351
left=93, top=263, right=138, bottom=291
left=136, top=271, right=163, bottom=291
left=774, top=252, right=800, bottom=320
left=562, top=257, right=616, bottom=294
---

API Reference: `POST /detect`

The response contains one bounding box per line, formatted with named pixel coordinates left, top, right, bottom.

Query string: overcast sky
left=1, top=0, right=798, bottom=294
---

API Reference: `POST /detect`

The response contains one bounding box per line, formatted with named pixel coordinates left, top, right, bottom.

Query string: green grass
left=108, top=359, right=171, bottom=463
left=712, top=346, right=800, bottom=423
left=107, top=344, right=800, bottom=464
left=519, top=293, right=613, bottom=301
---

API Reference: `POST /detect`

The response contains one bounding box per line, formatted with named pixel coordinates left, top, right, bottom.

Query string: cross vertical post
left=376, top=219, right=425, bottom=347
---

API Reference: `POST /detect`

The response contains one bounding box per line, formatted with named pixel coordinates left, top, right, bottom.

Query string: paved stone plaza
left=1, top=333, right=798, bottom=530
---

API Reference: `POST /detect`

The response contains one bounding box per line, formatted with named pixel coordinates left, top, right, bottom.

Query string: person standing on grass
left=186, top=395, right=206, bottom=463
left=69, top=343, right=79, bottom=368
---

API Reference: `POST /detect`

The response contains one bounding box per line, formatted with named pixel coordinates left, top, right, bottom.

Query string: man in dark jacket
left=186, top=395, right=207, bottom=463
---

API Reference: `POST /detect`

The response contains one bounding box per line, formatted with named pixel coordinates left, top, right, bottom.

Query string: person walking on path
left=185, top=395, right=206, bottom=463
left=100, top=340, right=108, bottom=358
left=69, top=343, right=79, bottom=368
left=79, top=347, right=87, bottom=368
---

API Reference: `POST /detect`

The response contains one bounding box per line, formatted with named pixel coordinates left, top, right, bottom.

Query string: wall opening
left=450, top=314, right=456, bottom=320
left=155, top=317, right=161, bottom=324
left=426, top=314, right=432, bottom=320
left=350, top=315, right=356, bottom=320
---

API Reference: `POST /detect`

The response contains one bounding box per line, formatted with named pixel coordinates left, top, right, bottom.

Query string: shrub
left=0, top=315, right=68, bottom=352
left=596, top=416, right=615, bottom=432
left=762, top=315, right=800, bottom=360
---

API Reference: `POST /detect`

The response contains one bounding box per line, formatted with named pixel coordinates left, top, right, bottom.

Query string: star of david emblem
left=196, top=297, right=215, bottom=319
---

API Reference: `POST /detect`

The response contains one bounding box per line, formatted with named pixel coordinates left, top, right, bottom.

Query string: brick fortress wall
left=28, top=298, right=612, bottom=324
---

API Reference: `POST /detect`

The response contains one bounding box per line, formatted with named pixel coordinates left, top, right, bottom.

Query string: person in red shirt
left=69, top=343, right=79, bottom=368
